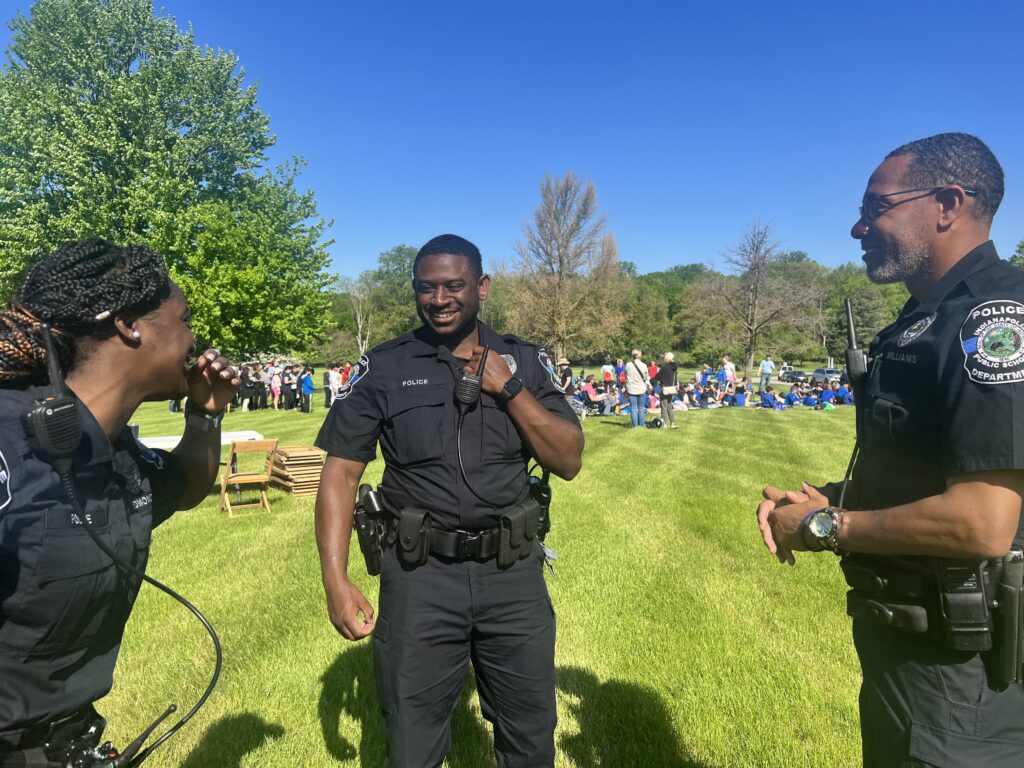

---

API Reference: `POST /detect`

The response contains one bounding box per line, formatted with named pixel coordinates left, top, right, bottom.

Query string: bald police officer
left=757, top=133, right=1024, bottom=766
left=315, top=234, right=584, bottom=768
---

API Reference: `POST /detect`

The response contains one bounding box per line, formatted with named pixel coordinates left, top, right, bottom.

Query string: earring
left=132, top=331, right=140, bottom=339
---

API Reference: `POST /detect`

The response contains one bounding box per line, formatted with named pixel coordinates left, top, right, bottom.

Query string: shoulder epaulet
left=371, top=331, right=419, bottom=354
left=965, top=259, right=1024, bottom=298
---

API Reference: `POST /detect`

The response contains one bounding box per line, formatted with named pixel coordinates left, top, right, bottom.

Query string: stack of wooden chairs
left=271, top=445, right=327, bottom=497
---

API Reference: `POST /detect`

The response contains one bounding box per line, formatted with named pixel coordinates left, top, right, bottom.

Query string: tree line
left=321, top=172, right=910, bottom=381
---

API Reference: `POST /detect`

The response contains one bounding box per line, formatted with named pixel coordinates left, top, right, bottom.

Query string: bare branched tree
left=336, top=273, right=375, bottom=354
left=709, top=221, right=824, bottom=378
left=507, top=172, right=623, bottom=358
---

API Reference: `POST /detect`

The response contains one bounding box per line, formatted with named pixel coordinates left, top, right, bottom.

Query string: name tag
left=46, top=504, right=109, bottom=529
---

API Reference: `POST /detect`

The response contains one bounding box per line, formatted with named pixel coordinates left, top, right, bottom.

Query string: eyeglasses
left=859, top=185, right=977, bottom=223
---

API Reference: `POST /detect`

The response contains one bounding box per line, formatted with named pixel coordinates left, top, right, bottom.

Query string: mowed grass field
left=98, top=399, right=863, bottom=767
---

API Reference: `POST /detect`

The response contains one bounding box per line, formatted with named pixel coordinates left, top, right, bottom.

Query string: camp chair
left=218, top=439, right=279, bottom=516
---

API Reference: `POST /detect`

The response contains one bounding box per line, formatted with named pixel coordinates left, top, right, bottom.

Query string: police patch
left=537, top=348, right=563, bottom=391
left=960, top=300, right=1024, bottom=385
left=0, top=449, right=10, bottom=511
left=897, top=314, right=936, bottom=347
left=335, top=354, right=370, bottom=401
left=500, top=353, right=518, bottom=376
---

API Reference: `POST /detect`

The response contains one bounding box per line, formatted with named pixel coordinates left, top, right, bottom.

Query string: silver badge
left=897, top=314, right=936, bottom=347
left=500, top=353, right=518, bottom=375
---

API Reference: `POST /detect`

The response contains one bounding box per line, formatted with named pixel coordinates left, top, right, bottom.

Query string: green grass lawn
left=99, top=400, right=863, bottom=767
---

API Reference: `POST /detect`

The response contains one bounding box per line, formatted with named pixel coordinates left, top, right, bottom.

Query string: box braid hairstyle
left=0, top=239, right=172, bottom=386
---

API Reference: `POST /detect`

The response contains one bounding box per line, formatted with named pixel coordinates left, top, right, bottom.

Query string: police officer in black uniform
left=314, top=234, right=584, bottom=768
left=0, top=240, right=240, bottom=765
left=757, top=133, right=1024, bottom=766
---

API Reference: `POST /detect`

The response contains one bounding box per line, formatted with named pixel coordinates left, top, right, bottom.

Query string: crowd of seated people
left=565, top=357, right=854, bottom=419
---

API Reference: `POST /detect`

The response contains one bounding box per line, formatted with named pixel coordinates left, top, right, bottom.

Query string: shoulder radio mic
left=456, top=344, right=489, bottom=414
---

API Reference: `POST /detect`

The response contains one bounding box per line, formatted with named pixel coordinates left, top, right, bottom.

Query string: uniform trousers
left=854, top=622, right=1024, bottom=767
left=373, top=542, right=556, bottom=768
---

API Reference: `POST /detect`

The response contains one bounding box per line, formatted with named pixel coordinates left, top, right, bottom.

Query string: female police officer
left=0, top=240, right=239, bottom=763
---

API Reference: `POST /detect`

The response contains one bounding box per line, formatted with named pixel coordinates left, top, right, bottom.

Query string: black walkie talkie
left=844, top=298, right=868, bottom=396
left=456, top=344, right=490, bottom=414
left=21, top=324, right=82, bottom=462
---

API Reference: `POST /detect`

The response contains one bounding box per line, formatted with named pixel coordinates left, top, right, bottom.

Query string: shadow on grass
left=180, top=712, right=285, bottom=768
left=319, top=644, right=491, bottom=767
left=558, top=666, right=712, bottom=768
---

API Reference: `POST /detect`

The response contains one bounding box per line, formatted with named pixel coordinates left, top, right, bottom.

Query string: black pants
left=854, top=622, right=1024, bottom=767
left=373, top=543, right=556, bottom=768
left=284, top=388, right=296, bottom=409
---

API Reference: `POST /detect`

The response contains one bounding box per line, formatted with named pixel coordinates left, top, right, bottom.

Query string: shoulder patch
left=960, top=300, right=1024, bottom=384
left=0, top=449, right=10, bottom=511
left=537, top=348, right=564, bottom=392
left=897, top=314, right=937, bottom=347
left=335, top=354, right=370, bottom=401
left=500, top=353, right=518, bottom=376
left=134, top=439, right=165, bottom=470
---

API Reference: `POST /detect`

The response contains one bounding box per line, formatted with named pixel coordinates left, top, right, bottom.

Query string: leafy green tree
left=0, top=0, right=331, bottom=355
left=1009, top=239, right=1024, bottom=269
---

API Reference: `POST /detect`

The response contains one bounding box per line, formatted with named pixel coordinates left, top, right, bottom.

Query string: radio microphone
left=456, top=344, right=489, bottom=414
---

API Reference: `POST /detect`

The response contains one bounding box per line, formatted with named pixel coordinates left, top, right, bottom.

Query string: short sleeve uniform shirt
left=0, top=386, right=184, bottom=743
left=315, top=323, right=580, bottom=530
left=849, top=241, right=1024, bottom=546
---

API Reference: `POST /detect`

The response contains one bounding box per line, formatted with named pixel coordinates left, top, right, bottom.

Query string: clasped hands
left=757, top=482, right=830, bottom=565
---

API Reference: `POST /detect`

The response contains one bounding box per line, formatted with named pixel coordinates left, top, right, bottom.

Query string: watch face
left=808, top=511, right=834, bottom=538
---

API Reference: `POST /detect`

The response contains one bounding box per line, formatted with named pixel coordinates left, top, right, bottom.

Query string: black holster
left=528, top=473, right=553, bottom=541
left=396, top=507, right=431, bottom=568
left=497, top=499, right=541, bottom=568
left=992, top=548, right=1024, bottom=684
left=354, top=484, right=386, bottom=576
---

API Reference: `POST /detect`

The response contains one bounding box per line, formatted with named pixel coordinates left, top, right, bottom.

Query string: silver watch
left=802, top=507, right=843, bottom=554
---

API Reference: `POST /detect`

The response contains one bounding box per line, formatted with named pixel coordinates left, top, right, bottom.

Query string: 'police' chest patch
left=0, top=449, right=11, bottom=511
left=897, top=314, right=936, bottom=347
left=335, top=355, right=370, bottom=401
left=538, top=348, right=563, bottom=392
left=500, top=354, right=518, bottom=375
left=960, top=300, right=1024, bottom=384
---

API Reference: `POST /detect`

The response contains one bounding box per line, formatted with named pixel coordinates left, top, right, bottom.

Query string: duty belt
left=421, top=525, right=501, bottom=561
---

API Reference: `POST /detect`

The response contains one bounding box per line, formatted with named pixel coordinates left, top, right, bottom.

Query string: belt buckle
left=457, top=531, right=481, bottom=559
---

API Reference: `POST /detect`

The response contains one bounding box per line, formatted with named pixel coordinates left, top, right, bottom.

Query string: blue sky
left=3, top=1, right=1024, bottom=278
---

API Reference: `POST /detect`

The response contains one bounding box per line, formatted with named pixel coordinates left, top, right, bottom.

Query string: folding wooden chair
left=218, top=439, right=279, bottom=517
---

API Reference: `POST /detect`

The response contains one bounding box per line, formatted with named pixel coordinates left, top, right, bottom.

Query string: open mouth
left=429, top=309, right=459, bottom=324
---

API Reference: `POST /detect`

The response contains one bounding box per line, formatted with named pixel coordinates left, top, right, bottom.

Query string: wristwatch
left=801, top=507, right=844, bottom=554
left=184, top=401, right=225, bottom=431
left=495, top=376, right=524, bottom=407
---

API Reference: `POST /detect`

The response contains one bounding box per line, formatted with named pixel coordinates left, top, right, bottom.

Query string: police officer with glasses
left=757, top=133, right=1024, bottom=767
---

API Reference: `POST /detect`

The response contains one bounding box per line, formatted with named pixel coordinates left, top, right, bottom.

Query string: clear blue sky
left=3, top=0, right=1024, bottom=278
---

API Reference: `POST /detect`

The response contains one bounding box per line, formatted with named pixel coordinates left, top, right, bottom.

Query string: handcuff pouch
left=397, top=507, right=431, bottom=567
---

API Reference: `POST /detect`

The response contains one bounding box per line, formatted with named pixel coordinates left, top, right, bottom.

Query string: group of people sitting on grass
left=562, top=351, right=854, bottom=425
left=760, top=380, right=854, bottom=410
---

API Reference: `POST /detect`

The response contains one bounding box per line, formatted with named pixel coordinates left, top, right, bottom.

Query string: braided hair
left=0, top=239, right=171, bottom=385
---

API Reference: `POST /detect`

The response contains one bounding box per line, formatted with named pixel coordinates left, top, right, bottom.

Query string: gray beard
left=866, top=239, right=933, bottom=285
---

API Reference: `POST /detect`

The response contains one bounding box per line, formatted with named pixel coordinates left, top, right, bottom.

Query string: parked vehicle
left=788, top=370, right=809, bottom=383
left=810, top=367, right=842, bottom=385
left=778, top=364, right=795, bottom=382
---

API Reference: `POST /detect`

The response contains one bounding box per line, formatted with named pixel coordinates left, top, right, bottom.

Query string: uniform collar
left=902, top=240, right=1000, bottom=317
left=408, top=321, right=510, bottom=359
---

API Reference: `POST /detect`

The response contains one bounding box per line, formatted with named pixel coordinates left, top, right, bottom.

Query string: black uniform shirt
left=848, top=241, right=1024, bottom=546
left=315, top=322, right=580, bottom=529
left=0, top=385, right=184, bottom=744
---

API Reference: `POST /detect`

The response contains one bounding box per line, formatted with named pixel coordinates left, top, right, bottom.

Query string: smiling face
left=136, top=282, right=195, bottom=398
left=413, top=253, right=489, bottom=339
left=852, top=154, right=936, bottom=285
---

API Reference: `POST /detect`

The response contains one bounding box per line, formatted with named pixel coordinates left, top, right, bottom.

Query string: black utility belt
left=352, top=483, right=542, bottom=575
left=0, top=704, right=101, bottom=753
left=391, top=499, right=541, bottom=569
left=842, top=553, right=1024, bottom=685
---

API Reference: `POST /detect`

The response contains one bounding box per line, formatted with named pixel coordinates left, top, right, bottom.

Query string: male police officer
left=757, top=133, right=1024, bottom=766
left=314, top=234, right=584, bottom=767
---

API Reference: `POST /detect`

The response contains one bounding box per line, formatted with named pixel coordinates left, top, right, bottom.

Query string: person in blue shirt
left=716, top=366, right=728, bottom=390
left=733, top=389, right=747, bottom=407
left=802, top=393, right=818, bottom=407
left=835, top=382, right=849, bottom=401
left=785, top=386, right=802, bottom=406
left=699, top=364, right=711, bottom=387
left=300, top=366, right=315, bottom=412
left=760, top=386, right=780, bottom=408
left=820, top=386, right=836, bottom=405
